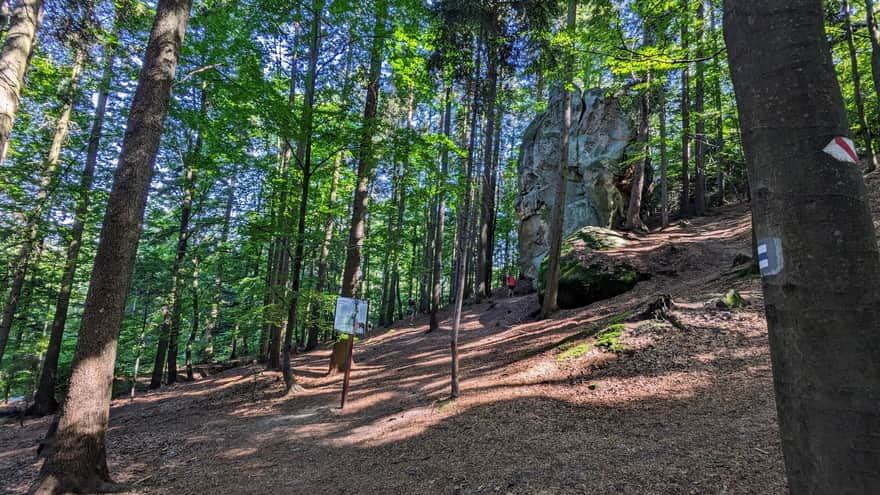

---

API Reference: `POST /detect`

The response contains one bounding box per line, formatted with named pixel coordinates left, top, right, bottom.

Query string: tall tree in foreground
left=724, top=0, right=880, bottom=491
left=331, top=0, right=388, bottom=370
left=0, top=0, right=44, bottom=165
left=31, top=0, right=192, bottom=491
left=540, top=0, right=576, bottom=319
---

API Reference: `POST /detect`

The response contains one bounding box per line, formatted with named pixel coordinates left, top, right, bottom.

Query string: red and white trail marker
left=823, top=136, right=859, bottom=164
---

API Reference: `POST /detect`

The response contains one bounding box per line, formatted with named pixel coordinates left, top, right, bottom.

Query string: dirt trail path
left=0, top=205, right=786, bottom=494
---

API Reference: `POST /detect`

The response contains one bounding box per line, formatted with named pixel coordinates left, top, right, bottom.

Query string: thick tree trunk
left=0, top=53, right=82, bottom=368
left=429, top=86, right=452, bottom=333
left=843, top=0, right=878, bottom=172
left=0, top=0, right=43, bottom=166
left=30, top=38, right=115, bottom=416
left=31, top=0, right=191, bottom=491
left=725, top=1, right=880, bottom=491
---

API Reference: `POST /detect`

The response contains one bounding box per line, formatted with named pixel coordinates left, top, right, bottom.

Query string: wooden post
left=340, top=300, right=358, bottom=408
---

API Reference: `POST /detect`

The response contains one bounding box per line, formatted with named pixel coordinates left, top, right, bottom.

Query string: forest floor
left=0, top=203, right=789, bottom=494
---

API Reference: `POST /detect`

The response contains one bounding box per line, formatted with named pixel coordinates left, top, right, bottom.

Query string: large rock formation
left=517, top=86, right=633, bottom=282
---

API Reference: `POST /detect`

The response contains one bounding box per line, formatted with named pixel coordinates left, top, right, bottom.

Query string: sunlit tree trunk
left=31, top=0, right=191, bottom=491
left=0, top=0, right=44, bottom=166
left=0, top=53, right=82, bottom=368
left=725, top=0, right=880, bottom=491
left=29, top=31, right=118, bottom=416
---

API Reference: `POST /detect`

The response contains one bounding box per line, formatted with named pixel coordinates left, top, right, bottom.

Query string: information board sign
left=334, top=297, right=368, bottom=336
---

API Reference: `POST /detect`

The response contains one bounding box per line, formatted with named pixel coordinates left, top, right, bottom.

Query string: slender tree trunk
left=866, top=0, right=880, bottom=124
left=282, top=0, right=324, bottom=391
left=429, top=86, right=452, bottom=333
left=725, top=1, right=880, bottom=491
left=32, top=0, right=191, bottom=491
left=659, top=83, right=669, bottom=228
left=694, top=0, right=707, bottom=214
left=339, top=0, right=387, bottom=299
left=307, top=153, right=340, bottom=350
left=540, top=0, right=576, bottom=318
left=477, top=41, right=499, bottom=300
left=0, top=0, right=44, bottom=166
left=711, top=5, right=724, bottom=202
left=450, top=37, right=484, bottom=396
left=843, top=0, right=878, bottom=172
left=202, top=164, right=235, bottom=362
left=0, top=53, right=83, bottom=368
left=680, top=4, right=691, bottom=215
left=29, top=38, right=116, bottom=416
left=626, top=79, right=651, bottom=231
left=185, top=248, right=199, bottom=380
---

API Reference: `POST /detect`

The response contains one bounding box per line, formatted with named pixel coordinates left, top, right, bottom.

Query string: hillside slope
left=1, top=204, right=786, bottom=494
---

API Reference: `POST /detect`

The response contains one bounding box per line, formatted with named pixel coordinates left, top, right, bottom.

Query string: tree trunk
left=866, top=0, right=880, bottom=129
left=429, top=86, right=452, bottom=333
left=339, top=0, right=387, bottom=299
left=711, top=5, right=725, bottom=202
left=307, top=153, right=340, bottom=350
left=477, top=41, right=499, bottom=301
left=659, top=83, right=669, bottom=228
left=724, top=1, right=880, bottom=491
left=843, top=0, right=878, bottom=172
left=450, top=37, right=485, bottom=396
left=281, top=0, right=323, bottom=393
left=0, top=53, right=83, bottom=368
left=626, top=81, right=650, bottom=231
left=0, top=0, right=44, bottom=166
left=680, top=4, right=691, bottom=215
left=184, top=248, right=199, bottom=381
left=540, top=0, right=577, bottom=319
left=29, top=37, right=115, bottom=416
left=202, top=164, right=236, bottom=362
left=31, top=0, right=191, bottom=491
left=694, top=0, right=706, bottom=214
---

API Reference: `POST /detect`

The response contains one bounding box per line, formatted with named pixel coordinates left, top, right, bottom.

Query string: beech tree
left=31, top=0, right=192, bottom=491
left=725, top=0, right=880, bottom=491
left=0, top=0, right=44, bottom=165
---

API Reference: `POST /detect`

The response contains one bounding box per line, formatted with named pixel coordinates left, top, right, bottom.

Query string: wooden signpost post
left=334, top=297, right=367, bottom=408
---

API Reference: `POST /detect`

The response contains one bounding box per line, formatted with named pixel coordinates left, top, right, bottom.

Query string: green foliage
left=555, top=342, right=592, bottom=363
left=596, top=324, right=626, bottom=354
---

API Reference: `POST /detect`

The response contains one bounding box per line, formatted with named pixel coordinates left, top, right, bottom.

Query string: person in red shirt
left=506, top=274, right=516, bottom=297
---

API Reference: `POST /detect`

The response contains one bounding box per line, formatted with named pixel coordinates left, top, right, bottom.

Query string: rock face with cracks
left=516, top=86, right=632, bottom=282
